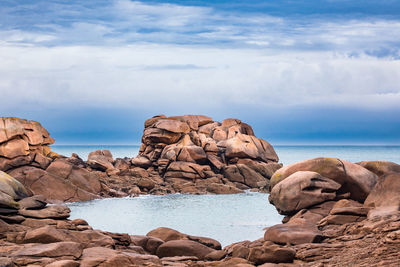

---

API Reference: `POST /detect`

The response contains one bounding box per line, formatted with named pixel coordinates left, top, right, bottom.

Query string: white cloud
left=0, top=44, right=399, bottom=113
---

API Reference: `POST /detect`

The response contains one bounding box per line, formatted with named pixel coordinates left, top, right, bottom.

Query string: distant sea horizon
left=52, top=144, right=400, bottom=165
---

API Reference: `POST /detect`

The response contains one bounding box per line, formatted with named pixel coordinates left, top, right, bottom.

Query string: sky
left=0, top=0, right=399, bottom=145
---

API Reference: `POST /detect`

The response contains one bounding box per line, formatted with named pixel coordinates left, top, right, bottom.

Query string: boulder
left=357, top=161, right=400, bottom=177
left=269, top=171, right=341, bottom=215
left=23, top=225, right=68, bottom=244
left=156, top=240, right=215, bottom=260
left=364, top=172, right=400, bottom=208
left=270, top=157, right=378, bottom=202
left=12, top=241, right=82, bottom=259
left=79, top=247, right=135, bottom=267
left=87, top=150, right=114, bottom=172
left=18, top=195, right=47, bottom=210
left=147, top=227, right=187, bottom=242
left=45, top=260, right=80, bottom=267
left=264, top=220, right=323, bottom=245
left=0, top=171, right=31, bottom=200
left=131, top=156, right=152, bottom=169
left=247, top=244, right=295, bottom=265
left=224, top=164, right=269, bottom=188
left=206, top=183, right=243, bottom=194
left=218, top=133, right=278, bottom=163
left=18, top=205, right=70, bottom=219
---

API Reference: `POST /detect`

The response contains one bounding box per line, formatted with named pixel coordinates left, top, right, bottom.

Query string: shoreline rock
left=1, top=116, right=400, bottom=266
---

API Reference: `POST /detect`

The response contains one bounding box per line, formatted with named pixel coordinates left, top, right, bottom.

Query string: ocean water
left=52, top=145, right=400, bottom=165
left=68, top=192, right=282, bottom=247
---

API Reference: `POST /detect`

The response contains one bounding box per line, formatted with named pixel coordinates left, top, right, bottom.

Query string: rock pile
left=0, top=118, right=103, bottom=203
left=123, top=115, right=282, bottom=195
left=1, top=115, right=282, bottom=202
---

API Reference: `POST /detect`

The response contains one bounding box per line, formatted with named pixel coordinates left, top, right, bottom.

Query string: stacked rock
left=0, top=118, right=102, bottom=203
left=132, top=115, right=282, bottom=194
left=0, top=118, right=55, bottom=172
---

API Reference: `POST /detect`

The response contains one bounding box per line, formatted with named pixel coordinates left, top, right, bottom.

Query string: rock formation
left=1, top=115, right=282, bottom=202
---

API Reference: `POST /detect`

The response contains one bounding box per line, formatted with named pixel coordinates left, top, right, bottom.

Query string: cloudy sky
left=1, top=0, right=400, bottom=144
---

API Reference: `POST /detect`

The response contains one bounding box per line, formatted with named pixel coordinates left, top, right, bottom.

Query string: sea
left=62, top=145, right=400, bottom=246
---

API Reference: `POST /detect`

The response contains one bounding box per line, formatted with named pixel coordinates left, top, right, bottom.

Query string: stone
left=218, top=133, right=279, bottom=163
left=23, top=225, right=68, bottom=244
left=0, top=138, right=29, bottom=159
left=18, top=195, right=47, bottom=210
left=0, top=257, right=13, bottom=267
left=270, top=157, right=378, bottom=202
left=137, top=178, right=155, bottom=190
left=12, top=242, right=82, bottom=259
left=0, top=171, right=31, bottom=200
left=364, top=172, right=400, bottom=209
left=156, top=240, right=215, bottom=260
left=264, top=220, right=323, bottom=245
left=19, top=205, right=70, bottom=219
left=269, top=171, right=341, bottom=214
left=142, top=128, right=182, bottom=145
left=357, top=161, right=400, bottom=177
left=247, top=245, right=295, bottom=265
left=45, top=260, right=79, bottom=267
left=154, top=119, right=190, bottom=134
left=165, top=161, right=211, bottom=180
left=145, top=237, right=165, bottom=254
left=205, top=250, right=226, bottom=261
left=87, top=150, right=114, bottom=172
left=147, top=227, right=187, bottom=242
left=79, top=247, right=132, bottom=267
left=131, top=156, right=152, bottom=168
left=46, top=160, right=73, bottom=179
left=187, top=235, right=221, bottom=250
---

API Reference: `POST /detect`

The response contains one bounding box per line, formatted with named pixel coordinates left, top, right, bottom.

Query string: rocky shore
left=1, top=116, right=399, bottom=266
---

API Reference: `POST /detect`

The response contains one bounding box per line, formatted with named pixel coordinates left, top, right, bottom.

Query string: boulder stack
left=0, top=118, right=102, bottom=203
left=130, top=115, right=281, bottom=194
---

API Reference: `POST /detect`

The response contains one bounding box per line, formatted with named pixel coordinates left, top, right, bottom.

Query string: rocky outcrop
left=121, top=115, right=281, bottom=195
left=0, top=118, right=104, bottom=203
left=264, top=158, right=400, bottom=266
left=1, top=116, right=282, bottom=201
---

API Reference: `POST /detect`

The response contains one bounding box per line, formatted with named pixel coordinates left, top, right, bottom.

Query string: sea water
left=68, top=192, right=282, bottom=247
left=52, top=145, right=400, bottom=165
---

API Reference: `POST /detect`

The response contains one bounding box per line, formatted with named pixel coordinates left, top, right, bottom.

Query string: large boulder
left=264, top=219, right=323, bottom=245
left=357, top=161, right=400, bottom=177
left=364, top=172, right=400, bottom=209
left=270, top=157, right=378, bottom=202
left=269, top=171, right=341, bottom=215
left=156, top=240, right=215, bottom=260
left=0, top=118, right=54, bottom=172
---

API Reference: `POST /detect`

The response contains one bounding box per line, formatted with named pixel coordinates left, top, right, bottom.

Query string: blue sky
left=0, top=0, right=399, bottom=144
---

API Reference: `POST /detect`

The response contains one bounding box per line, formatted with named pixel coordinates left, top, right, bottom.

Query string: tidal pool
left=68, top=192, right=283, bottom=247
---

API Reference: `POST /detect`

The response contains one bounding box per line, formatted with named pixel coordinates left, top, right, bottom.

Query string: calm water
left=68, top=192, right=282, bottom=247
left=52, top=145, right=400, bottom=165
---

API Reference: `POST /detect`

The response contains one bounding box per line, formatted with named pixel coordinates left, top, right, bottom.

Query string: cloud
left=0, top=44, right=399, bottom=114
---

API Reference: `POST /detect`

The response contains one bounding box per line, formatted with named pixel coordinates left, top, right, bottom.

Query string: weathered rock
left=223, top=164, right=268, bottom=188
left=270, top=157, right=378, bottom=202
left=218, top=133, right=278, bottom=163
left=0, top=171, right=31, bottom=200
left=247, top=244, right=295, bottom=265
left=269, top=171, right=341, bottom=215
left=147, top=227, right=187, bottom=242
left=18, top=195, right=47, bottom=210
left=364, top=172, right=400, bottom=208
left=18, top=205, right=70, bottom=219
left=264, top=220, right=323, bottom=245
left=87, top=150, right=114, bottom=172
left=156, top=240, right=215, bottom=260
left=357, top=161, right=400, bottom=177
left=131, top=156, right=152, bottom=169
left=45, top=260, right=80, bottom=267
left=12, top=242, right=82, bottom=258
